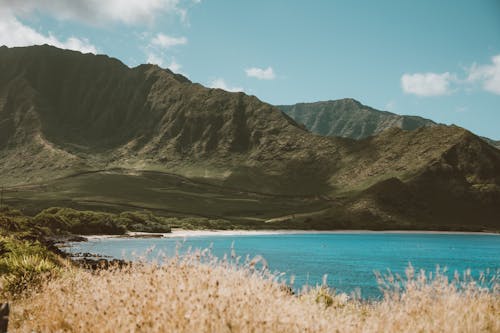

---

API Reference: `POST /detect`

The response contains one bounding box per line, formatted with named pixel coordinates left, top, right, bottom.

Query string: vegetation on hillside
left=0, top=206, right=174, bottom=236
left=1, top=46, right=500, bottom=231
left=33, top=208, right=127, bottom=235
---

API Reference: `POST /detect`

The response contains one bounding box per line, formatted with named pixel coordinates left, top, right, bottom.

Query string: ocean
left=67, top=232, right=500, bottom=299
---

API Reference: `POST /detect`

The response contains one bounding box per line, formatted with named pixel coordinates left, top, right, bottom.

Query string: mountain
left=277, top=100, right=500, bottom=150
left=277, top=99, right=437, bottom=139
left=481, top=137, right=500, bottom=150
left=1, top=45, right=499, bottom=231
left=0, top=44, right=338, bottom=194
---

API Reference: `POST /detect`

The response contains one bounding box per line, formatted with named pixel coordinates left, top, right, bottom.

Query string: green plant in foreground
left=0, top=236, right=61, bottom=296
left=0, top=254, right=60, bottom=295
left=315, top=286, right=335, bottom=307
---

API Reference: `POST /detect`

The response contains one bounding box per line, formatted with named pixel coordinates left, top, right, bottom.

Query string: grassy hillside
left=1, top=45, right=499, bottom=231
left=3, top=170, right=331, bottom=228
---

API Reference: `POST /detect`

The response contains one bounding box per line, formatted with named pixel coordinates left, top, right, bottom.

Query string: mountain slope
left=480, top=136, right=500, bottom=150
left=1, top=45, right=499, bottom=231
left=278, top=99, right=500, bottom=150
left=277, top=99, right=437, bottom=139
left=0, top=45, right=343, bottom=193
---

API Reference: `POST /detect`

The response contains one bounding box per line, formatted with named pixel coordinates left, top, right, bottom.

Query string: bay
left=67, top=232, right=500, bottom=299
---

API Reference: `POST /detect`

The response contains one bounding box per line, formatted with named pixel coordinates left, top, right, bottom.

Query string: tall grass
left=7, top=251, right=500, bottom=332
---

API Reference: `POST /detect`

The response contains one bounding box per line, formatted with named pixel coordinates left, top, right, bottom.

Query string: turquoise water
left=67, top=233, right=500, bottom=298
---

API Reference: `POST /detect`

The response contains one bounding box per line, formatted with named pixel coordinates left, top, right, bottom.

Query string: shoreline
left=83, top=229, right=500, bottom=240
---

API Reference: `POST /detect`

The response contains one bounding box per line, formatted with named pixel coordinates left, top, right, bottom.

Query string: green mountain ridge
left=1, top=45, right=499, bottom=231
left=277, top=99, right=437, bottom=140
left=277, top=99, right=500, bottom=149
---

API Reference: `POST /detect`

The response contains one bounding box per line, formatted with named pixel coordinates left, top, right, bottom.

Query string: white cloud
left=145, top=32, right=185, bottom=72
left=146, top=52, right=165, bottom=66
left=167, top=59, right=182, bottom=73
left=151, top=33, right=187, bottom=48
left=146, top=52, right=183, bottom=74
left=0, top=0, right=184, bottom=26
left=401, top=54, right=500, bottom=97
left=245, top=66, right=276, bottom=80
left=467, top=55, right=500, bottom=95
left=145, top=33, right=187, bottom=72
left=401, top=72, right=454, bottom=97
left=0, top=10, right=97, bottom=53
left=208, top=78, right=243, bottom=92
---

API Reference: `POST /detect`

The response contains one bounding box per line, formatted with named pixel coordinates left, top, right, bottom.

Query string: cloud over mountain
left=401, top=54, right=500, bottom=97
left=245, top=66, right=276, bottom=80
left=467, top=54, right=500, bottom=95
left=151, top=34, right=188, bottom=48
left=208, top=78, right=244, bottom=92
left=0, top=9, right=97, bottom=53
left=401, top=72, right=454, bottom=97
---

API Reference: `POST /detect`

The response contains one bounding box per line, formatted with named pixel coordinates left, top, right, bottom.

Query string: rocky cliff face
left=278, top=99, right=500, bottom=149
left=277, top=99, right=436, bottom=140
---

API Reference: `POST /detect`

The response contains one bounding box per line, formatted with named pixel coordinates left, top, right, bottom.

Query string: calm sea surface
left=67, top=232, right=500, bottom=299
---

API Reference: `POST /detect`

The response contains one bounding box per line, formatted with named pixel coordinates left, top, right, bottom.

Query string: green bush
left=171, top=217, right=234, bottom=230
left=118, top=211, right=171, bottom=233
left=0, top=206, right=24, bottom=217
left=32, top=211, right=71, bottom=233
left=0, top=208, right=51, bottom=240
left=0, top=215, right=22, bottom=232
left=32, top=207, right=176, bottom=234
left=0, top=236, right=61, bottom=295
left=0, top=254, right=59, bottom=295
left=34, top=208, right=126, bottom=235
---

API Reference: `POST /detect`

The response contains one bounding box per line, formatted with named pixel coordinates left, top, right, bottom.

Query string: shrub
left=0, top=215, right=21, bottom=232
left=118, top=211, right=171, bottom=233
left=0, top=236, right=61, bottom=296
left=0, top=254, right=59, bottom=295
left=34, top=208, right=126, bottom=235
left=32, top=211, right=71, bottom=234
left=0, top=207, right=43, bottom=237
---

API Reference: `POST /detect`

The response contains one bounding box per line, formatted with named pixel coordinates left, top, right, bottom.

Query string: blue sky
left=1, top=0, right=499, bottom=139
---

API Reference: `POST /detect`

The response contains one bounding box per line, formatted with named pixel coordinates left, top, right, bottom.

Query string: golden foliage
left=8, top=253, right=500, bottom=333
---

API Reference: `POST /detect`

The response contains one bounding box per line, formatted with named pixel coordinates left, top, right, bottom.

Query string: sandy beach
left=82, top=229, right=499, bottom=240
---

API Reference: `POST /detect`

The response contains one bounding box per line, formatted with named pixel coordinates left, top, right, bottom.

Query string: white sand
left=82, top=229, right=498, bottom=240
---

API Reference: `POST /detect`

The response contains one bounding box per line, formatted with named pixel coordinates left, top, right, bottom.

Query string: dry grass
left=7, top=251, right=500, bottom=333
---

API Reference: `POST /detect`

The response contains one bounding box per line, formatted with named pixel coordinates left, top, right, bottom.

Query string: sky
left=0, top=0, right=499, bottom=139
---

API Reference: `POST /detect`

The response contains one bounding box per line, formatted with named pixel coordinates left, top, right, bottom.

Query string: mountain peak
left=335, top=98, right=363, bottom=105
left=0, top=44, right=319, bottom=186
left=278, top=99, right=436, bottom=140
left=0, top=45, right=499, bottom=230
